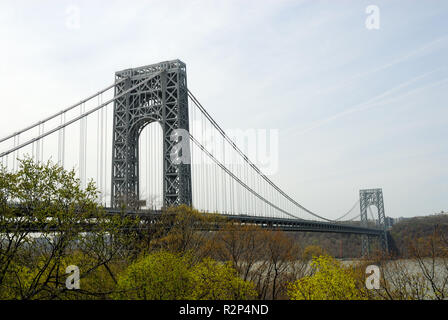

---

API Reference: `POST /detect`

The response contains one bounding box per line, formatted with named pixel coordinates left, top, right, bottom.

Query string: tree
left=212, top=223, right=268, bottom=281
left=408, top=227, right=448, bottom=299
left=115, top=251, right=194, bottom=300
left=190, top=257, right=256, bottom=300
left=375, top=257, right=432, bottom=300
left=115, top=251, right=256, bottom=300
left=302, top=245, right=326, bottom=261
left=265, top=231, right=302, bottom=300
left=287, top=255, right=367, bottom=300
left=0, top=158, right=139, bottom=299
left=151, top=205, right=224, bottom=260
left=375, top=228, right=448, bottom=300
left=233, top=229, right=304, bottom=300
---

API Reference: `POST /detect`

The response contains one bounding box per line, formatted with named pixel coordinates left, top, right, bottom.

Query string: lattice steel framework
left=111, top=60, right=192, bottom=209
left=360, top=188, right=388, bottom=256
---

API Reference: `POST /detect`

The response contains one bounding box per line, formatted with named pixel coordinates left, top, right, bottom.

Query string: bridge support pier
left=360, top=188, right=388, bottom=256
left=111, top=60, right=192, bottom=210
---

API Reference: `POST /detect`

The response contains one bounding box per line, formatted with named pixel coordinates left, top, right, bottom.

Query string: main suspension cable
left=0, top=73, right=161, bottom=158
left=188, top=90, right=335, bottom=222
left=189, top=132, right=303, bottom=220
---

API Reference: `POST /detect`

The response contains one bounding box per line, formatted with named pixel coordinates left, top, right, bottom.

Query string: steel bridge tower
left=111, top=60, right=192, bottom=209
left=360, top=188, right=388, bottom=256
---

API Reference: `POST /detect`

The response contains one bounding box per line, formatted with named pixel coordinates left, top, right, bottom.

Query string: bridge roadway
left=0, top=204, right=382, bottom=236
left=105, top=208, right=384, bottom=237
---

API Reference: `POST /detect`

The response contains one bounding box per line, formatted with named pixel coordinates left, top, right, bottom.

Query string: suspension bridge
left=0, top=60, right=389, bottom=255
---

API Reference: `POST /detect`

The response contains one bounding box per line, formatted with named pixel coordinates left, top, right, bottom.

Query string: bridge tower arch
left=360, top=188, right=388, bottom=256
left=111, top=60, right=192, bottom=209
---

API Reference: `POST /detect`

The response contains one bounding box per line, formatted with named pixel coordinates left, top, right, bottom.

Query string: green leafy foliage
left=2, top=157, right=447, bottom=300
left=115, top=251, right=194, bottom=300
left=302, top=245, right=326, bottom=260
left=287, top=255, right=367, bottom=300
left=190, top=257, right=256, bottom=300
left=115, top=251, right=256, bottom=300
left=0, top=158, right=140, bottom=299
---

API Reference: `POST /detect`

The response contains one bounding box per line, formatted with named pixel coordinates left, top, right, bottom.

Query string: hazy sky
left=0, top=0, right=447, bottom=219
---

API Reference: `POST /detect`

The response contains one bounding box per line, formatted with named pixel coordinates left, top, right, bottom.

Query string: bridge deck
left=105, top=208, right=383, bottom=236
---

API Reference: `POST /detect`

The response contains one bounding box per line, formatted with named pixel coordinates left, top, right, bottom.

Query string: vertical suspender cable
left=40, top=123, right=44, bottom=163
left=12, top=135, right=16, bottom=172
left=222, top=135, right=227, bottom=213
left=61, top=113, right=66, bottom=168
left=191, top=104, right=195, bottom=209
left=97, top=105, right=100, bottom=191
left=36, top=125, right=41, bottom=163
left=79, top=103, right=86, bottom=188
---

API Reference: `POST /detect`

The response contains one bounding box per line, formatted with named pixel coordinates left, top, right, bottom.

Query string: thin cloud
left=288, top=69, right=447, bottom=137
left=316, top=35, right=448, bottom=96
